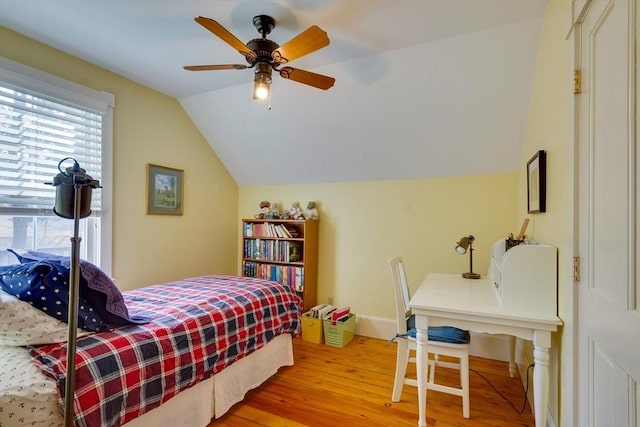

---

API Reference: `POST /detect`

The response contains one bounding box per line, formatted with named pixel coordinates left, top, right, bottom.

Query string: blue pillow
left=7, top=249, right=149, bottom=326
left=0, top=262, right=107, bottom=332
left=406, top=314, right=470, bottom=344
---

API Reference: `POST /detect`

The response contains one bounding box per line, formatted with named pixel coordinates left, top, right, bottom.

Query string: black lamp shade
left=49, top=159, right=99, bottom=219
left=53, top=180, right=93, bottom=219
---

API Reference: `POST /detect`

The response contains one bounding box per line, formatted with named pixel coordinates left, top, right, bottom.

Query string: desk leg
left=415, top=324, right=428, bottom=427
left=533, top=331, right=551, bottom=427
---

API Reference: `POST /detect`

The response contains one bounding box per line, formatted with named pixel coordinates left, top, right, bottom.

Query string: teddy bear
left=286, top=202, right=304, bottom=220
left=304, top=201, right=318, bottom=219
left=254, top=201, right=271, bottom=219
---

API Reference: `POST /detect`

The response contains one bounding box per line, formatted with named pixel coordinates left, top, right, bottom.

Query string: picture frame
left=146, top=164, right=183, bottom=215
left=527, top=150, right=546, bottom=214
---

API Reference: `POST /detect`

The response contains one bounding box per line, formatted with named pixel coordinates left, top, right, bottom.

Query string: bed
left=0, top=258, right=301, bottom=427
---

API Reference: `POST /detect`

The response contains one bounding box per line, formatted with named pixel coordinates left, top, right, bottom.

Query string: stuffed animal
left=304, top=201, right=318, bottom=219
left=267, top=202, right=280, bottom=219
left=255, top=201, right=270, bottom=219
left=288, top=202, right=304, bottom=220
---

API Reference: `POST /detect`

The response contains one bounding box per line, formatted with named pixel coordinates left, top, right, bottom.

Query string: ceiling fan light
left=253, top=73, right=271, bottom=100
left=254, top=82, right=269, bottom=99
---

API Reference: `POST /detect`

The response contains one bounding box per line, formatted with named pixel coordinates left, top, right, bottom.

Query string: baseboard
left=355, top=314, right=512, bottom=361
left=353, top=314, right=397, bottom=342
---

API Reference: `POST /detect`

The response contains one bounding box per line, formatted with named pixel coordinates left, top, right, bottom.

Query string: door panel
left=578, top=0, right=640, bottom=425
left=591, top=339, right=633, bottom=426
left=590, top=0, right=628, bottom=303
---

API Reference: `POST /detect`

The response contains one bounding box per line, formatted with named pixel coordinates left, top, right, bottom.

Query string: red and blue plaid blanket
left=29, top=275, right=301, bottom=427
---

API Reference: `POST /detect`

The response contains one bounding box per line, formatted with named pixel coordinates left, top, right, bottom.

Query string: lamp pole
left=462, top=243, right=480, bottom=279
left=48, top=158, right=100, bottom=427
left=63, top=180, right=82, bottom=427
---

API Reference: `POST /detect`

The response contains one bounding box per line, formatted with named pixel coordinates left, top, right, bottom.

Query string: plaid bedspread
left=29, top=275, right=301, bottom=427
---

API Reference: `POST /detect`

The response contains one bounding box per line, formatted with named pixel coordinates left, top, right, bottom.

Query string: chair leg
left=392, top=339, right=410, bottom=402
left=460, top=353, right=470, bottom=418
left=508, top=336, right=517, bottom=378
left=428, top=359, right=436, bottom=384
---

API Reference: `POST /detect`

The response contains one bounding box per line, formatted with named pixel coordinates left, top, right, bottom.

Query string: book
left=284, top=225, right=300, bottom=238
left=274, top=224, right=291, bottom=238
left=331, top=307, right=351, bottom=325
left=295, top=267, right=304, bottom=292
left=288, top=242, right=302, bottom=262
left=309, top=304, right=336, bottom=319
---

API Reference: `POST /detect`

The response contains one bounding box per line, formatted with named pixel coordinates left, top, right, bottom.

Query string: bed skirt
left=125, top=333, right=294, bottom=426
left=0, top=334, right=293, bottom=427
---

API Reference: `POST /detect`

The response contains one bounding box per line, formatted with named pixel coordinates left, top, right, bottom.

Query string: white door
left=577, top=0, right=640, bottom=425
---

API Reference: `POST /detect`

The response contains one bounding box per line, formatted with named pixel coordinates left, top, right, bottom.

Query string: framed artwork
left=146, top=164, right=183, bottom=215
left=527, top=150, right=546, bottom=214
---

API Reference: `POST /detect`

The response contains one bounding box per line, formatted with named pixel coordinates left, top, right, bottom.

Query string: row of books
left=307, top=304, right=351, bottom=325
left=242, top=262, right=304, bottom=292
left=243, top=239, right=303, bottom=263
left=243, top=222, right=301, bottom=238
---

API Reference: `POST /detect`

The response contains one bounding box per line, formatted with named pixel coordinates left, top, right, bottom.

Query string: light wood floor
left=212, top=335, right=535, bottom=427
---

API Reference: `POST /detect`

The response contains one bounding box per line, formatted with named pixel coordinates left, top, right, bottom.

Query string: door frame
left=567, top=0, right=593, bottom=425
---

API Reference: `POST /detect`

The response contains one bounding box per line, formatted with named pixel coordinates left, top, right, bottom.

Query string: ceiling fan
left=184, top=15, right=336, bottom=100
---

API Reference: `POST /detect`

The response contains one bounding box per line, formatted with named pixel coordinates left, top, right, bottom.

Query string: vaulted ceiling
left=0, top=0, right=548, bottom=186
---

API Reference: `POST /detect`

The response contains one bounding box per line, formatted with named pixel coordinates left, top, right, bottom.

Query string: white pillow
left=0, top=289, right=89, bottom=346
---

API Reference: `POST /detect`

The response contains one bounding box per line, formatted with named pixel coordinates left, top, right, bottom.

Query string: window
left=0, top=57, right=114, bottom=273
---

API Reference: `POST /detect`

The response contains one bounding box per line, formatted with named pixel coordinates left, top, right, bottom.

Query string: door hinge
left=573, top=256, right=581, bottom=282
left=574, top=69, right=582, bottom=94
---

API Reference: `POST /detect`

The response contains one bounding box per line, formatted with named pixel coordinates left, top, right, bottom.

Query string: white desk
left=409, top=273, right=562, bottom=427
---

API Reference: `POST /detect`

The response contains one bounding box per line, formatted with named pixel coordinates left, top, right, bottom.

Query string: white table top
left=410, top=273, right=562, bottom=329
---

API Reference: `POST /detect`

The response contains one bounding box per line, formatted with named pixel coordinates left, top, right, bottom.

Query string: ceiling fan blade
left=272, top=26, right=330, bottom=64
left=279, top=67, right=335, bottom=90
left=183, top=64, right=247, bottom=71
left=194, top=16, right=256, bottom=60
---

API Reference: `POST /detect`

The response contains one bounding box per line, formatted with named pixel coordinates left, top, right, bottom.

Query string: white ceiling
left=0, top=0, right=548, bottom=186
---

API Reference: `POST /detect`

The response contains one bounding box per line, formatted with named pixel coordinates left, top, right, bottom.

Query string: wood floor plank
left=211, top=336, right=535, bottom=426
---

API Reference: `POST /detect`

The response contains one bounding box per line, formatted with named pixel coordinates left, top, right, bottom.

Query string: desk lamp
left=47, top=157, right=100, bottom=427
left=455, top=235, right=480, bottom=279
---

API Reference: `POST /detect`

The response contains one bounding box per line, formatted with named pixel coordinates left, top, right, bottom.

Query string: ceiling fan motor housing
left=246, top=38, right=279, bottom=67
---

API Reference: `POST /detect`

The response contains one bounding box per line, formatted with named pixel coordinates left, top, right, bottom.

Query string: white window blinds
left=0, top=57, right=114, bottom=271
left=0, top=82, right=103, bottom=214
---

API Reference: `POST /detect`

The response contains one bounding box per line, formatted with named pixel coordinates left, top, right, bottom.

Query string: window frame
left=0, top=56, right=114, bottom=275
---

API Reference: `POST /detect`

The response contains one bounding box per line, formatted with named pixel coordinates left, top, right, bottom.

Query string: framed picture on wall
left=146, top=164, right=183, bottom=215
left=527, top=150, right=546, bottom=214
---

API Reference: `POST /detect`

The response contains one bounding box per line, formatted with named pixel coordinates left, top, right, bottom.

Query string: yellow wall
left=240, top=173, right=519, bottom=319
left=0, top=27, right=239, bottom=290
left=518, top=0, right=572, bottom=425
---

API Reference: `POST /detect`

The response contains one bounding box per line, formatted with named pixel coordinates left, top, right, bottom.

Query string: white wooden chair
left=388, top=256, right=471, bottom=418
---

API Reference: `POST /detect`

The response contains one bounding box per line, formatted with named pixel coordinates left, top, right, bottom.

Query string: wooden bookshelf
left=241, top=218, right=318, bottom=311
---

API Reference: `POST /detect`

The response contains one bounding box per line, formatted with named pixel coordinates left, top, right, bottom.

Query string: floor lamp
left=48, top=157, right=100, bottom=427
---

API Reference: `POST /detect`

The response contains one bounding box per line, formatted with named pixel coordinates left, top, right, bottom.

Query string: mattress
left=0, top=334, right=293, bottom=427
left=0, top=346, right=60, bottom=427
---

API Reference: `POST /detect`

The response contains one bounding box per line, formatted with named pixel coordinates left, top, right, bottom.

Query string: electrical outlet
left=328, top=297, right=333, bottom=305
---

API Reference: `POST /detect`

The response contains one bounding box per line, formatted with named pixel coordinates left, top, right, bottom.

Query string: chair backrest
left=388, top=256, right=411, bottom=334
